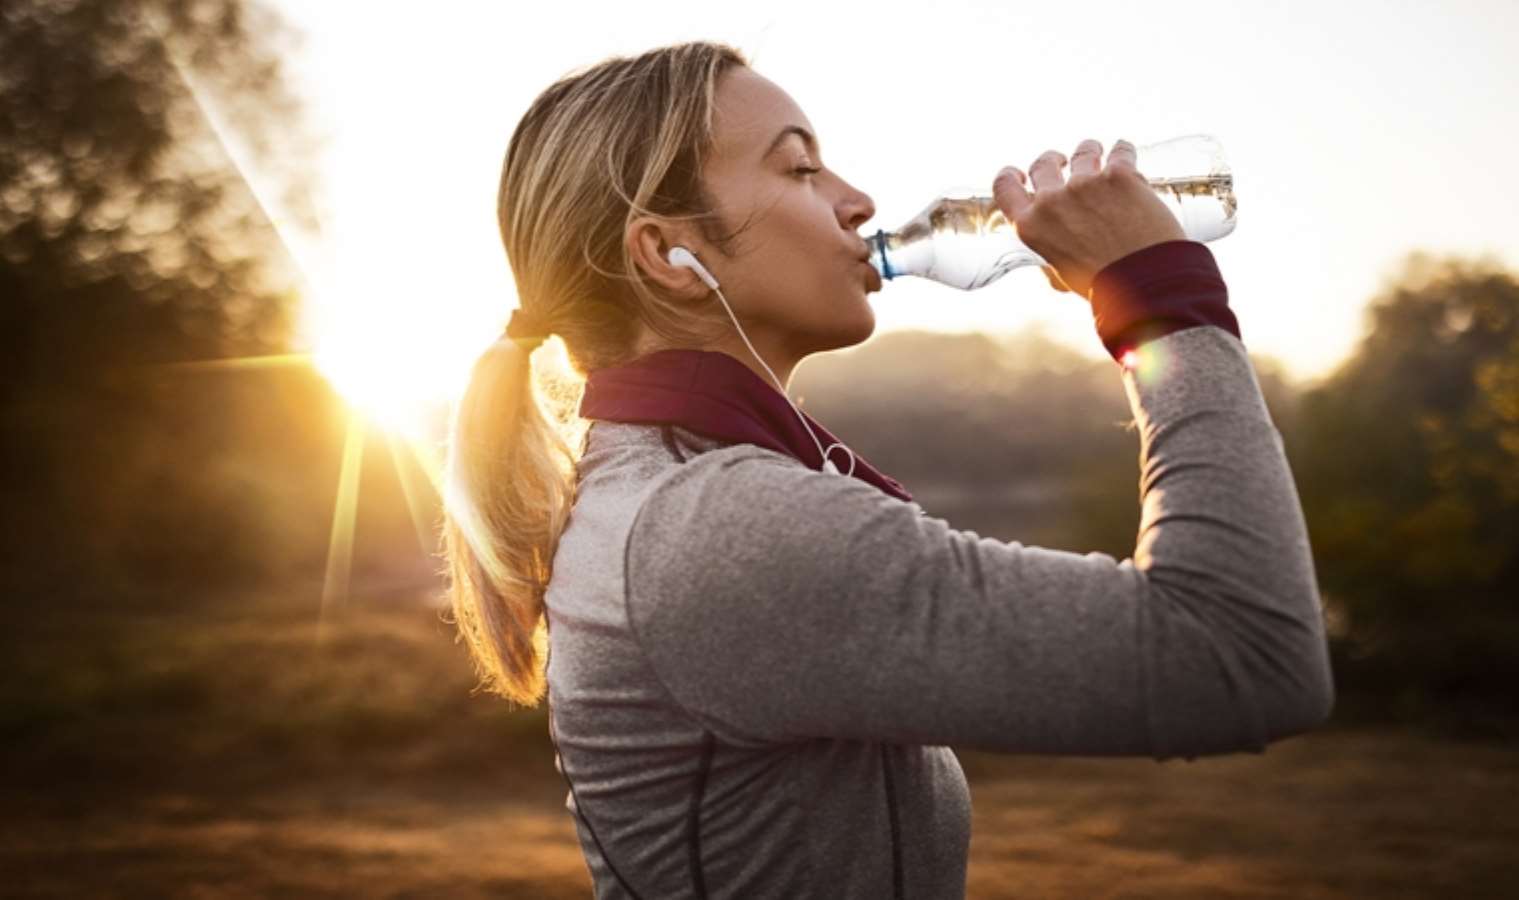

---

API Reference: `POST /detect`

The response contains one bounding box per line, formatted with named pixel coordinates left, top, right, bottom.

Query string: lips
left=860, top=259, right=882, bottom=293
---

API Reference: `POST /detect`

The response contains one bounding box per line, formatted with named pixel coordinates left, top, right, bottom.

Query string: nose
left=838, top=177, right=876, bottom=232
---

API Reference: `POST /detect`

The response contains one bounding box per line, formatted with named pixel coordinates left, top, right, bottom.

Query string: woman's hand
left=993, top=139, right=1185, bottom=298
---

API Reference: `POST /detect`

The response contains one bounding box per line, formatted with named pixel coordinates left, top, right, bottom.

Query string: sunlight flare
left=320, top=409, right=367, bottom=627
left=307, top=303, right=479, bottom=436
left=401, top=432, right=447, bottom=498
left=156, top=10, right=495, bottom=431
left=152, top=16, right=321, bottom=286
left=388, top=433, right=439, bottom=558
left=158, top=352, right=313, bottom=372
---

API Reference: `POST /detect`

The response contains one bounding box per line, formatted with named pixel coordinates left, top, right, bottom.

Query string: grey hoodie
left=543, top=325, right=1336, bottom=899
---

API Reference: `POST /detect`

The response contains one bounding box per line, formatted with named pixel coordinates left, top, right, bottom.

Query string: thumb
left=1042, top=265, right=1072, bottom=294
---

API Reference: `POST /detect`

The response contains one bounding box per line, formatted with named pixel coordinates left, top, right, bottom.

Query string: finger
left=1069, top=139, right=1103, bottom=178
left=992, top=166, right=1032, bottom=218
left=1027, top=149, right=1067, bottom=193
left=1042, top=265, right=1071, bottom=293
left=1107, top=138, right=1137, bottom=172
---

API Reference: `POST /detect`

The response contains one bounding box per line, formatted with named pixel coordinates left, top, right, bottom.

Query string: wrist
left=1088, top=240, right=1241, bottom=364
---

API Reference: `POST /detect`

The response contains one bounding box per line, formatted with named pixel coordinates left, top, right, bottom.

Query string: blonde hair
left=442, top=41, right=749, bottom=706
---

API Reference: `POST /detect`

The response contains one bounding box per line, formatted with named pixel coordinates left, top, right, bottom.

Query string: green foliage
left=0, top=0, right=311, bottom=362
left=1288, top=252, right=1519, bottom=701
left=794, top=327, right=1294, bottom=558
left=0, top=0, right=324, bottom=596
left=0, top=598, right=550, bottom=787
left=801, top=274, right=1519, bottom=710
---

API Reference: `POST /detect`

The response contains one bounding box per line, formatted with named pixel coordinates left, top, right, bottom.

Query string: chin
left=849, top=292, right=878, bottom=339
left=817, top=302, right=876, bottom=353
left=844, top=305, right=877, bottom=347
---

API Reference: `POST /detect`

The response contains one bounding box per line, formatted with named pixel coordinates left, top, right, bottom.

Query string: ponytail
left=443, top=41, right=748, bottom=707
left=442, top=335, right=577, bottom=707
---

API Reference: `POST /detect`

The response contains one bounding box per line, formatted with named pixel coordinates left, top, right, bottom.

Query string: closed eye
left=793, top=166, right=822, bottom=177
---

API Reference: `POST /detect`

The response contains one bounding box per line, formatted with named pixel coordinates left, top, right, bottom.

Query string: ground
left=3, top=594, right=1514, bottom=898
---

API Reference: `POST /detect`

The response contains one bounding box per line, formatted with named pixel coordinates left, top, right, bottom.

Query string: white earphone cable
left=708, top=282, right=857, bottom=478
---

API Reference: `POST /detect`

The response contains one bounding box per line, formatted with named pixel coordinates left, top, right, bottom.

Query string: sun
left=155, top=13, right=520, bottom=636
left=295, top=195, right=512, bottom=435
left=307, top=295, right=474, bottom=435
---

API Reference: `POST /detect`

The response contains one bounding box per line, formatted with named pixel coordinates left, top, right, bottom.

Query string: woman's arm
left=622, top=322, right=1334, bottom=760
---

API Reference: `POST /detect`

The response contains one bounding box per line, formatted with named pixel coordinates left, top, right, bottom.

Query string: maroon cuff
left=1088, top=240, right=1240, bottom=363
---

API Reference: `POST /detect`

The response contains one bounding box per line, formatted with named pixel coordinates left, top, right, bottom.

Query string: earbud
left=667, top=246, right=720, bottom=290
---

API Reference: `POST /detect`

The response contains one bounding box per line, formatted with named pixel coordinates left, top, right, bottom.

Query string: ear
left=626, top=216, right=711, bottom=301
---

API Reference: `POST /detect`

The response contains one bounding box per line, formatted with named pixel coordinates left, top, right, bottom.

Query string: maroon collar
left=579, top=349, right=913, bottom=502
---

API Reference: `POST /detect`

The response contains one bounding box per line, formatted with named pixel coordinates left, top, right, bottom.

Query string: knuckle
left=1100, top=164, right=1137, bottom=184
left=1021, top=199, right=1053, bottom=228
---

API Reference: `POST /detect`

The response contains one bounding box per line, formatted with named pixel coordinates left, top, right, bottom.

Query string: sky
left=265, top=0, right=1519, bottom=409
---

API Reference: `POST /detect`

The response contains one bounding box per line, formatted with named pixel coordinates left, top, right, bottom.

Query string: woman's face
left=679, top=67, right=880, bottom=365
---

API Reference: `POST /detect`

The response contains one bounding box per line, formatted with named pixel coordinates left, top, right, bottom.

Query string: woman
left=443, top=41, right=1334, bottom=899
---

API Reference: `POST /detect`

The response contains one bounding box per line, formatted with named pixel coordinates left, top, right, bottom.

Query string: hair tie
left=503, top=307, right=551, bottom=348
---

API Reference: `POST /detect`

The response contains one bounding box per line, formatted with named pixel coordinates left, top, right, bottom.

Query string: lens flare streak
left=387, top=434, right=439, bottom=559
left=157, top=353, right=313, bottom=372
left=146, top=12, right=467, bottom=634
left=319, top=409, right=366, bottom=639
left=151, top=15, right=321, bottom=285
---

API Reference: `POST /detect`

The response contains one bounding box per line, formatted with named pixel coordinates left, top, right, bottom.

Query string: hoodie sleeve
left=621, top=324, right=1335, bottom=760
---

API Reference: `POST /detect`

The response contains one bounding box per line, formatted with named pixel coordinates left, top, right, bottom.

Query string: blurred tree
left=0, top=0, right=312, bottom=363
left=797, top=329, right=1130, bottom=491
left=795, top=327, right=1307, bottom=558
left=1289, top=252, right=1519, bottom=705
left=0, top=0, right=330, bottom=599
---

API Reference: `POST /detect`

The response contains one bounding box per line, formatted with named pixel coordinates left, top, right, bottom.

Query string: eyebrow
left=763, top=125, right=819, bottom=159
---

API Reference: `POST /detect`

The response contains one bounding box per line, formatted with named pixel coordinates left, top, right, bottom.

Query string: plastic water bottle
left=864, top=134, right=1237, bottom=291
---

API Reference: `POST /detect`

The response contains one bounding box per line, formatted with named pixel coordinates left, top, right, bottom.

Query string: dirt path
left=5, top=723, right=1515, bottom=898
left=958, top=723, right=1518, bottom=898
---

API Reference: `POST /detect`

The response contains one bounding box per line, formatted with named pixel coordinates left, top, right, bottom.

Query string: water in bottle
left=864, top=134, right=1237, bottom=291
